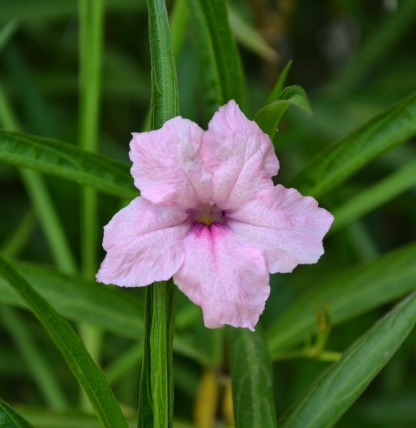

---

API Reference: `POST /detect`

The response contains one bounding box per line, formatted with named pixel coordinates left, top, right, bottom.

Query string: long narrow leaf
left=0, top=261, right=210, bottom=366
left=267, top=241, right=416, bottom=359
left=331, top=157, right=416, bottom=233
left=197, top=0, right=245, bottom=108
left=0, top=130, right=137, bottom=199
left=228, top=327, right=277, bottom=428
left=187, top=0, right=222, bottom=120
left=278, top=291, right=416, bottom=428
left=0, top=256, right=129, bottom=428
left=0, top=398, right=34, bottom=428
left=0, top=260, right=144, bottom=338
left=289, top=92, right=416, bottom=199
left=148, top=0, right=179, bottom=129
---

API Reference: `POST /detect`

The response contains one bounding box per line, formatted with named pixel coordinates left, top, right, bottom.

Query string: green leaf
left=0, top=130, right=137, bottom=199
left=267, top=241, right=416, bottom=359
left=0, top=260, right=144, bottom=339
left=169, top=0, right=189, bottom=60
left=266, top=60, right=292, bottom=105
left=148, top=0, right=179, bottom=129
left=0, top=256, right=129, bottom=428
left=331, top=157, right=416, bottom=233
left=0, top=398, right=34, bottom=428
left=0, top=260, right=210, bottom=366
left=227, top=3, right=277, bottom=62
left=196, top=0, right=246, bottom=109
left=289, top=92, right=416, bottom=199
left=278, top=291, right=416, bottom=428
left=255, top=85, right=311, bottom=140
left=228, top=327, right=277, bottom=428
left=187, top=0, right=222, bottom=120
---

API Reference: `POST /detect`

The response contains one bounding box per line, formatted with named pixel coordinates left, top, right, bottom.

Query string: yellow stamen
left=199, top=201, right=214, bottom=225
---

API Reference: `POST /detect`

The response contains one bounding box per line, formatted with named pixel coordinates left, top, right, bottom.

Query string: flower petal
left=96, top=197, right=189, bottom=287
left=227, top=185, right=334, bottom=273
left=173, top=223, right=269, bottom=331
left=130, top=117, right=212, bottom=208
left=201, top=100, right=279, bottom=210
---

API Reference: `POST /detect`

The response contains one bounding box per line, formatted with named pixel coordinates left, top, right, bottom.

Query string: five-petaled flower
left=96, top=100, right=334, bottom=330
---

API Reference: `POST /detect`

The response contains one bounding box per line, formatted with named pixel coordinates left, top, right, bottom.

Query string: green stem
left=78, top=0, right=104, bottom=279
left=137, top=0, right=179, bottom=425
left=138, top=281, right=176, bottom=428
left=78, top=0, right=105, bottom=411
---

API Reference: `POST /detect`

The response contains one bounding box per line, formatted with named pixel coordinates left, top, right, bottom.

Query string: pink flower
left=96, top=101, right=333, bottom=330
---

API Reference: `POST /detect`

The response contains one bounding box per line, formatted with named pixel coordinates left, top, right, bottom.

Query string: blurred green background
left=1, top=0, right=416, bottom=426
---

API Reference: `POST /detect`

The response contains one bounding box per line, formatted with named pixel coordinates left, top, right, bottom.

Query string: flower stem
left=138, top=281, right=176, bottom=428
left=78, top=0, right=105, bottom=412
left=138, top=0, right=179, bottom=426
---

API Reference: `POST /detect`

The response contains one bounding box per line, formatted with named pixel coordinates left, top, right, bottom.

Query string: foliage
left=0, top=0, right=416, bottom=427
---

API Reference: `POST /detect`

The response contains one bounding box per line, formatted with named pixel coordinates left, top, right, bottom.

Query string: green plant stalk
left=138, top=0, right=179, bottom=426
left=0, top=305, right=69, bottom=411
left=0, top=82, right=77, bottom=275
left=78, top=0, right=104, bottom=280
left=78, top=0, right=105, bottom=411
left=139, top=281, right=176, bottom=428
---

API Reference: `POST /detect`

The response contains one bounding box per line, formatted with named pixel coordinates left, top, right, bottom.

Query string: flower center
left=195, top=201, right=223, bottom=226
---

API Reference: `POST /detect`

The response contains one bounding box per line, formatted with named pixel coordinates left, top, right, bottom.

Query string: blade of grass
left=0, top=256, right=129, bottom=428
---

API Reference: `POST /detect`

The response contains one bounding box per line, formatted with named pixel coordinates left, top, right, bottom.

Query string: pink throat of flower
left=189, top=201, right=224, bottom=226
